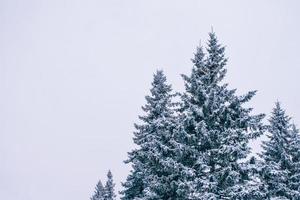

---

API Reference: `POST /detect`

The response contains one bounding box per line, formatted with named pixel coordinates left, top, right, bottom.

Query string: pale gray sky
left=1, top=0, right=300, bottom=199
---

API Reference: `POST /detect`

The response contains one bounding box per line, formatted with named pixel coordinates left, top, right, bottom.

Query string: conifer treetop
left=91, top=180, right=105, bottom=200
left=104, top=170, right=116, bottom=200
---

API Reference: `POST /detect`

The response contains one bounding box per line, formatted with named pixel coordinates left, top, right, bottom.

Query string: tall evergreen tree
left=104, top=170, right=116, bottom=200
left=177, top=31, right=265, bottom=199
left=121, top=70, right=188, bottom=199
left=91, top=180, right=105, bottom=200
left=260, top=102, right=300, bottom=200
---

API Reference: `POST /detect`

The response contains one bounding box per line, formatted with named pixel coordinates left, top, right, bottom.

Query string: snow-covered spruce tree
left=260, top=102, right=300, bottom=200
left=104, top=170, right=116, bottom=200
left=141, top=72, right=193, bottom=200
left=289, top=124, right=300, bottom=199
left=177, top=31, right=265, bottom=199
left=121, top=70, right=189, bottom=199
left=91, top=180, right=105, bottom=200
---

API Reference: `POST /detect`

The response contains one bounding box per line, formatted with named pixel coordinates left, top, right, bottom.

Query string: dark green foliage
left=91, top=170, right=116, bottom=200
left=118, top=31, right=299, bottom=200
left=121, top=70, right=185, bottom=199
left=177, top=32, right=265, bottom=199
left=260, top=103, right=300, bottom=199
left=91, top=180, right=105, bottom=200
left=104, top=170, right=116, bottom=200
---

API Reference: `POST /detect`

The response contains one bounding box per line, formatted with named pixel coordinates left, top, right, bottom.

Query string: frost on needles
left=121, top=70, right=185, bottom=199
left=90, top=31, right=300, bottom=200
left=121, top=31, right=266, bottom=199
left=260, top=102, right=300, bottom=200
left=176, top=32, right=265, bottom=199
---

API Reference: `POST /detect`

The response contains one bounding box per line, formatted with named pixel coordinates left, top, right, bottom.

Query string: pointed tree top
left=191, top=43, right=205, bottom=69
left=91, top=180, right=105, bottom=200
left=149, top=70, right=172, bottom=100
left=210, top=26, right=214, bottom=33
left=208, top=30, right=218, bottom=46
left=270, top=101, right=291, bottom=123
left=152, top=70, right=167, bottom=85
left=96, top=180, right=104, bottom=189
left=107, top=170, right=113, bottom=179
left=105, top=170, right=116, bottom=200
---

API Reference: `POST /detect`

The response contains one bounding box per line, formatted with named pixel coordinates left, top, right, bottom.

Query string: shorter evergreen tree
left=288, top=124, right=300, bottom=199
left=260, top=102, right=300, bottom=200
left=104, top=170, right=116, bottom=200
left=121, top=70, right=189, bottom=199
left=91, top=170, right=116, bottom=200
left=91, top=180, right=105, bottom=200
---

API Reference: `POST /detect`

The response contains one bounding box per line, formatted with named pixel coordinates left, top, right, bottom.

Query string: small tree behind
left=104, top=170, right=116, bottom=200
left=91, top=170, right=116, bottom=200
left=121, top=70, right=187, bottom=199
left=260, top=102, right=300, bottom=199
left=91, top=180, right=105, bottom=200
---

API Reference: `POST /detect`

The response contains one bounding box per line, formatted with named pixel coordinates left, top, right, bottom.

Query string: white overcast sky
left=1, top=0, right=300, bottom=200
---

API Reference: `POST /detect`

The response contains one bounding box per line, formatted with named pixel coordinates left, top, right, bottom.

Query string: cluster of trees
left=91, top=170, right=116, bottom=200
left=91, top=32, right=300, bottom=200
